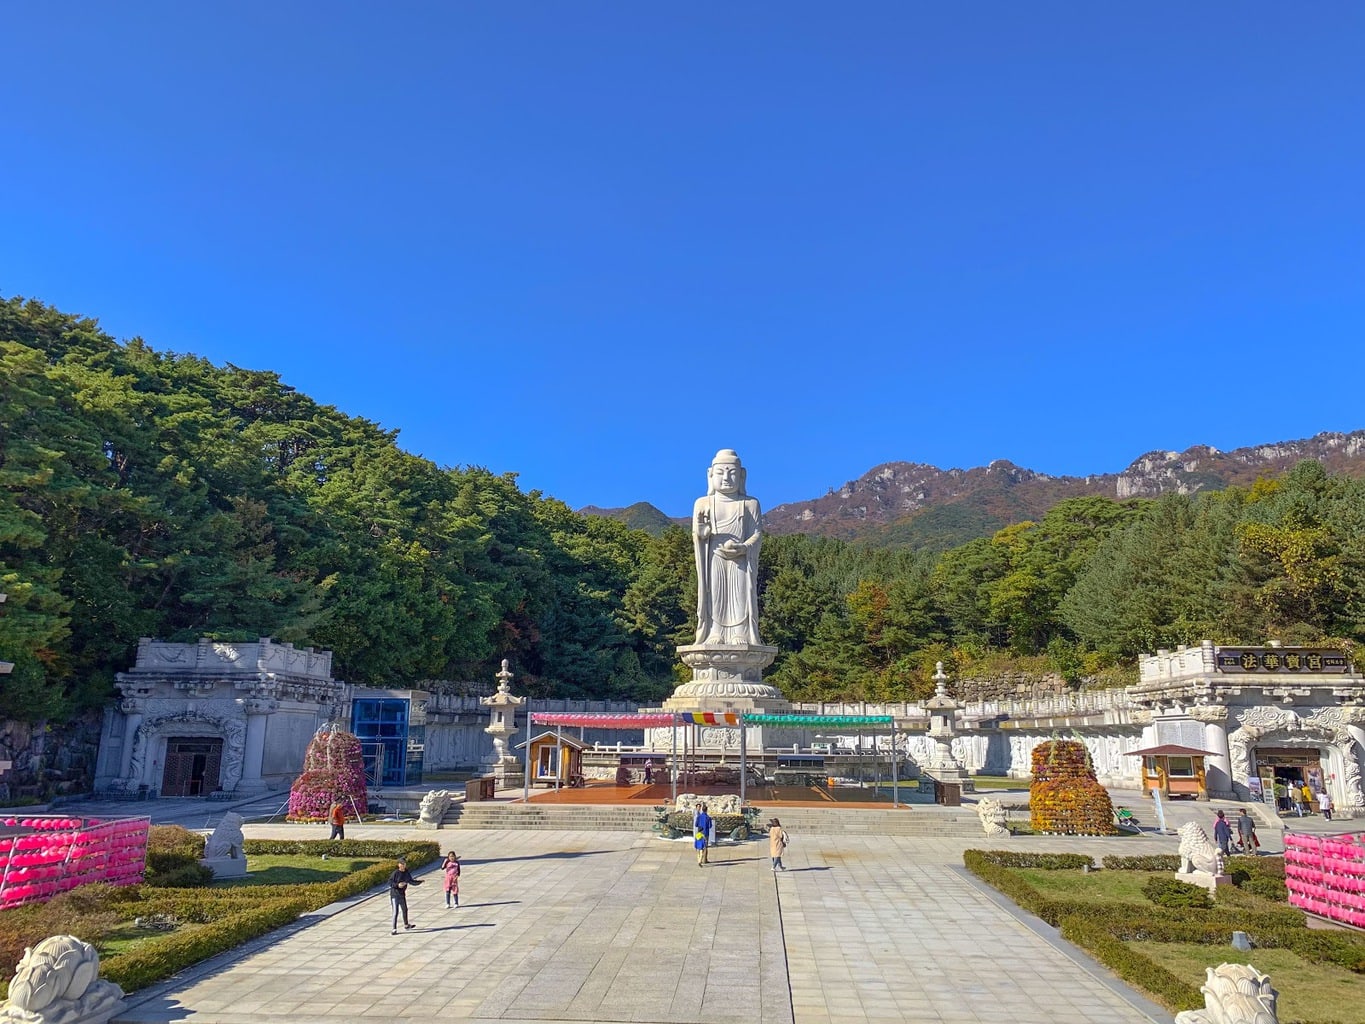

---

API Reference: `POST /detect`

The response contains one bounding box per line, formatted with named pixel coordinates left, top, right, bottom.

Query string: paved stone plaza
left=112, top=822, right=1182, bottom=1024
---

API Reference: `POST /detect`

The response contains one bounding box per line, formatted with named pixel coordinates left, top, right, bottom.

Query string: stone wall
left=0, top=713, right=103, bottom=804
left=952, top=672, right=1070, bottom=703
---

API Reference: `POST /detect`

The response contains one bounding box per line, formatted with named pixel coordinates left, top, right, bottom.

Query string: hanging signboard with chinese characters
left=1215, top=647, right=1351, bottom=674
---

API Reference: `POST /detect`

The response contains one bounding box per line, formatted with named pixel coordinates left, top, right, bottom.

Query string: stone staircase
left=448, top=802, right=659, bottom=831
left=744, top=806, right=983, bottom=837
left=444, top=800, right=983, bottom=837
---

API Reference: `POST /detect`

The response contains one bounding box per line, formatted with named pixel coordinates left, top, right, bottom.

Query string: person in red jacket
left=329, top=801, right=346, bottom=841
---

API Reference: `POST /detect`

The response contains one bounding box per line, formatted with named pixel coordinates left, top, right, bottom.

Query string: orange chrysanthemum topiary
left=287, top=725, right=368, bottom=822
left=1029, top=739, right=1117, bottom=836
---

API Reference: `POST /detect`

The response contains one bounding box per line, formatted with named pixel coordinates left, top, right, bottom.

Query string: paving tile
left=111, top=825, right=1176, bottom=1024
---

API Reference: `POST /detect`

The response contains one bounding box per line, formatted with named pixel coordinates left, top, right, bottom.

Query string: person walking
left=1213, top=810, right=1232, bottom=856
left=1273, top=780, right=1288, bottom=814
left=1301, top=782, right=1315, bottom=816
left=1319, top=788, right=1334, bottom=822
left=389, top=856, right=422, bottom=933
left=644, top=760, right=654, bottom=785
left=693, top=803, right=712, bottom=866
left=1236, top=808, right=1258, bottom=855
left=768, top=818, right=789, bottom=872
left=329, top=801, right=347, bottom=841
left=442, top=851, right=461, bottom=908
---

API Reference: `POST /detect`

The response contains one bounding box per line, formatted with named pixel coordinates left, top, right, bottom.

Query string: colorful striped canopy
left=745, top=714, right=894, bottom=727
left=530, top=712, right=676, bottom=729
left=527, top=711, right=894, bottom=729
left=676, top=712, right=742, bottom=726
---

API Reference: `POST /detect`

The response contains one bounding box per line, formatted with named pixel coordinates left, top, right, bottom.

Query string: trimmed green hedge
left=1059, top=914, right=1202, bottom=1012
left=241, top=839, right=439, bottom=862
left=101, top=897, right=311, bottom=992
left=964, top=849, right=1094, bottom=870
left=969, top=849, right=1365, bottom=1024
left=1142, top=876, right=1212, bottom=910
left=1101, top=854, right=1181, bottom=871
left=94, top=841, right=441, bottom=993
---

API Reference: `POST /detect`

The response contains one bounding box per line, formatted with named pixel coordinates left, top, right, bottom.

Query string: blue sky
left=3, top=5, right=1363, bottom=517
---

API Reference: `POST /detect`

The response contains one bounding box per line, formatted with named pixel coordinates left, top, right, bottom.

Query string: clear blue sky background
left=3, top=5, right=1363, bottom=517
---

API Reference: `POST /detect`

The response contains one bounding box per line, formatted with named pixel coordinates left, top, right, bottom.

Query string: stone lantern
left=481, top=660, right=525, bottom=789
left=924, top=662, right=967, bottom=784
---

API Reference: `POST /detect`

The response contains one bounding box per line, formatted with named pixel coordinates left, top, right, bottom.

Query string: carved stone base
left=1176, top=869, right=1232, bottom=895
left=199, top=856, right=248, bottom=879
left=665, top=644, right=787, bottom=712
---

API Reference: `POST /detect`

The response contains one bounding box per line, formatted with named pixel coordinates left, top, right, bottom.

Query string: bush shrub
left=146, top=863, right=216, bottom=889
left=101, top=896, right=312, bottom=993
left=241, top=839, right=438, bottom=863
left=964, top=850, right=1095, bottom=870
left=968, top=848, right=1365, bottom=1020
left=144, top=824, right=211, bottom=887
left=1142, top=876, right=1213, bottom=910
left=1059, top=914, right=1203, bottom=1013
left=1101, top=855, right=1181, bottom=872
left=146, top=824, right=206, bottom=859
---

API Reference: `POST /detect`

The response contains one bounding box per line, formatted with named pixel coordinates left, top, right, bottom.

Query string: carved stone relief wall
left=1228, top=705, right=1365, bottom=811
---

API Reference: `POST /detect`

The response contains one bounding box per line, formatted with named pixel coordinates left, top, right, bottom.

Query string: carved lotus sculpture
left=1175, top=963, right=1278, bottom=1024
left=9, top=935, right=100, bottom=1011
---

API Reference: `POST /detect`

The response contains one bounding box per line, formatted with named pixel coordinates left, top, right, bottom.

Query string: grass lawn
left=1014, top=867, right=1154, bottom=903
left=971, top=854, right=1365, bottom=1018
left=1132, top=941, right=1365, bottom=1024
left=211, top=855, right=381, bottom=887
left=969, top=776, right=1028, bottom=790
left=100, top=921, right=209, bottom=959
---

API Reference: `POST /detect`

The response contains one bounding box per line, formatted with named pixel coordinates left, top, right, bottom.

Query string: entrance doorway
left=161, top=737, right=223, bottom=797
left=1255, top=746, right=1324, bottom=815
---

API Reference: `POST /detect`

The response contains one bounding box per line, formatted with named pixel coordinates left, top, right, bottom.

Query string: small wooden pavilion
left=1126, top=743, right=1214, bottom=801
left=517, top=731, right=587, bottom=788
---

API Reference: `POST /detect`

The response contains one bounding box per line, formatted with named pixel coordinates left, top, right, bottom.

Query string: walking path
left=113, top=824, right=1176, bottom=1024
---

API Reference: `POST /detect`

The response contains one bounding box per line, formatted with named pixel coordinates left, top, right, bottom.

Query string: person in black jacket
left=389, top=857, right=422, bottom=934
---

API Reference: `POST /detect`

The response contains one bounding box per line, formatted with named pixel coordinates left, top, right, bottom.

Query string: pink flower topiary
left=287, top=725, right=368, bottom=822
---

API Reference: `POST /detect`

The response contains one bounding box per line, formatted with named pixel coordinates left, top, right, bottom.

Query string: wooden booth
left=1127, top=743, right=1213, bottom=801
left=519, top=732, right=586, bottom=788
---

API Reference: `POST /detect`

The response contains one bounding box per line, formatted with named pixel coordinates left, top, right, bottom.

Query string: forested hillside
left=4, top=295, right=1365, bottom=725
left=0, top=297, right=692, bottom=721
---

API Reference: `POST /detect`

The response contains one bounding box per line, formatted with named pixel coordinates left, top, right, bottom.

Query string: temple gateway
left=95, top=638, right=343, bottom=798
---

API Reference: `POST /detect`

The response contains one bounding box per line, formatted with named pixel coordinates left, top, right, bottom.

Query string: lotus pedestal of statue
left=664, top=644, right=786, bottom=713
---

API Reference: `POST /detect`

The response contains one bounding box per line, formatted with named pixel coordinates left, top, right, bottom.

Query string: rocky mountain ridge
left=583, top=430, right=1365, bottom=548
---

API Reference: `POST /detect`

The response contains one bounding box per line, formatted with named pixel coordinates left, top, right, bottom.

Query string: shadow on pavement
left=448, top=900, right=521, bottom=909
left=466, top=850, right=619, bottom=864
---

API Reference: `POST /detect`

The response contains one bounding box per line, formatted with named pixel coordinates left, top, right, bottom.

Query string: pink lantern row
left=1283, top=831, right=1365, bottom=928
left=0, top=816, right=150, bottom=909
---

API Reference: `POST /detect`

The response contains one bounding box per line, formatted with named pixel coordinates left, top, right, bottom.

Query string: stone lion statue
left=203, top=812, right=245, bottom=860
left=976, top=796, right=1010, bottom=837
left=1178, top=821, right=1224, bottom=876
left=1, top=935, right=125, bottom=1024
left=1175, top=963, right=1278, bottom=1024
left=418, top=790, right=456, bottom=826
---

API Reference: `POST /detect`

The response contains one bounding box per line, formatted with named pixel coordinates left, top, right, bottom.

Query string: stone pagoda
left=481, top=659, right=525, bottom=788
